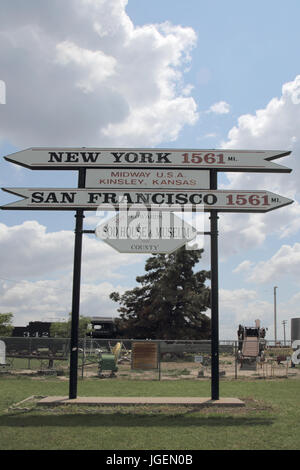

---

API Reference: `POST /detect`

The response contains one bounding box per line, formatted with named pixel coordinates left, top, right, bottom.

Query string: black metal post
left=234, top=341, right=238, bottom=380
left=69, top=168, right=86, bottom=399
left=210, top=170, right=219, bottom=400
left=158, top=341, right=161, bottom=381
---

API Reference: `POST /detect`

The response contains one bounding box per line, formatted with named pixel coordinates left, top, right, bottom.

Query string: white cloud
left=0, top=221, right=73, bottom=278
left=0, top=276, right=127, bottom=326
left=220, top=287, right=257, bottom=306
left=233, top=260, right=254, bottom=273
left=246, top=243, right=300, bottom=284
left=0, top=220, right=144, bottom=280
left=205, top=77, right=300, bottom=339
left=222, top=75, right=300, bottom=198
left=55, top=41, right=117, bottom=92
left=207, top=100, right=230, bottom=115
left=218, top=288, right=274, bottom=340
left=216, top=75, right=300, bottom=259
left=218, top=286, right=300, bottom=341
left=101, top=96, right=198, bottom=146
left=0, top=0, right=198, bottom=148
left=216, top=211, right=268, bottom=260
left=0, top=220, right=144, bottom=325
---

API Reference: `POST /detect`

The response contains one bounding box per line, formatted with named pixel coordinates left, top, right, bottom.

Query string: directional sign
left=85, top=168, right=210, bottom=189
left=3, top=147, right=292, bottom=172
left=95, top=211, right=197, bottom=253
left=1, top=188, right=294, bottom=212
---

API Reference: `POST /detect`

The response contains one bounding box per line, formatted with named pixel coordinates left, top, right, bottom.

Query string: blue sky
left=127, top=0, right=300, bottom=114
left=1, top=0, right=300, bottom=340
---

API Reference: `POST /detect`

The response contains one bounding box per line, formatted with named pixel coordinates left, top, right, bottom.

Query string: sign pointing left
left=1, top=187, right=294, bottom=212
left=3, top=147, right=292, bottom=172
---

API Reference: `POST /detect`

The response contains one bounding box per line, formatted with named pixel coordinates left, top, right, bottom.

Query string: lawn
left=0, top=375, right=299, bottom=450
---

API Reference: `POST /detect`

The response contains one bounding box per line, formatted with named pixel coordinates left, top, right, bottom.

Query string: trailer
left=237, top=320, right=267, bottom=369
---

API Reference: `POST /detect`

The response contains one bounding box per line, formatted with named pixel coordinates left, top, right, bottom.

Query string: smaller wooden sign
left=131, top=342, right=158, bottom=370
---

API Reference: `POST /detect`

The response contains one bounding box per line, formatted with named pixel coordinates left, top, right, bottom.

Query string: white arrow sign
left=85, top=168, right=210, bottom=189
left=3, top=147, right=292, bottom=172
left=95, top=211, right=198, bottom=253
left=1, top=188, right=294, bottom=212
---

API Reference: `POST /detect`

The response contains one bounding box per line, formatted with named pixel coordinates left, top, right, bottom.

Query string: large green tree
left=50, top=314, right=91, bottom=338
left=0, top=313, right=14, bottom=337
left=110, top=247, right=211, bottom=340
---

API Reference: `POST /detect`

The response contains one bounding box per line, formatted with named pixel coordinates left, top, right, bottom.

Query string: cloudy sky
left=0, top=0, right=300, bottom=340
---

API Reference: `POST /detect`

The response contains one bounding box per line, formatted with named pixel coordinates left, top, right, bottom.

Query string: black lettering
left=203, top=194, right=217, bottom=205
left=175, top=193, right=188, bottom=204
left=136, top=193, right=150, bottom=204
left=157, top=152, right=172, bottom=163
left=125, top=152, right=139, bottom=163
left=80, top=152, right=100, bottom=163
left=45, top=192, right=59, bottom=204
left=61, top=192, right=76, bottom=203
left=31, top=192, right=44, bottom=203
left=140, top=153, right=154, bottom=163
left=189, top=194, right=202, bottom=204
left=166, top=193, right=175, bottom=204
left=119, top=193, right=133, bottom=204
left=48, top=152, right=63, bottom=163
left=88, top=192, right=101, bottom=203
left=111, top=152, right=124, bottom=163
left=103, top=193, right=117, bottom=204
left=65, top=152, right=79, bottom=162
left=152, top=193, right=165, bottom=204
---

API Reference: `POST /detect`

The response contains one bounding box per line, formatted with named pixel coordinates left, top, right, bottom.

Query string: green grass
left=6, top=357, right=68, bottom=370
left=0, top=375, right=299, bottom=450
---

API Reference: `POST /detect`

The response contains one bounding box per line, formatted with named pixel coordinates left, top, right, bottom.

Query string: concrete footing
left=37, top=396, right=245, bottom=407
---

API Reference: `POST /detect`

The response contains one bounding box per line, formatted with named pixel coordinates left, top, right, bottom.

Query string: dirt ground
left=80, top=354, right=300, bottom=380
left=3, top=353, right=299, bottom=381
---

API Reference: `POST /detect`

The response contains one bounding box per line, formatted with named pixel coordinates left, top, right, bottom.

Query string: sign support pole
left=210, top=170, right=219, bottom=400
left=69, top=168, right=86, bottom=399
